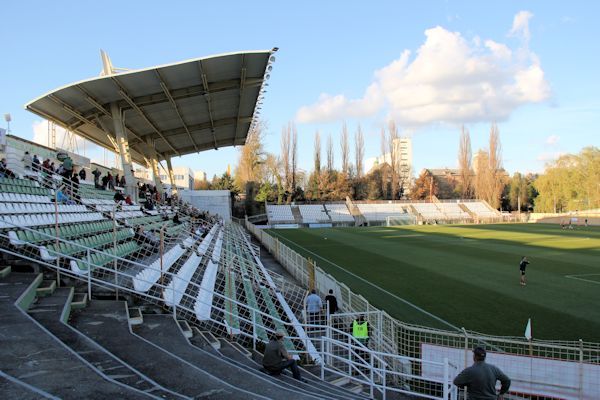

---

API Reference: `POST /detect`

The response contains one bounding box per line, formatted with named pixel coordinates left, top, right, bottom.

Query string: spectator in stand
left=61, top=155, right=73, bottom=180
left=120, top=175, right=126, bottom=187
left=114, top=191, right=125, bottom=203
left=144, top=198, right=155, bottom=211
left=0, top=158, right=16, bottom=178
left=125, top=195, right=133, bottom=205
left=92, top=167, right=101, bottom=188
left=42, top=158, right=51, bottom=171
left=78, top=168, right=86, bottom=181
left=101, top=174, right=109, bottom=190
left=115, top=174, right=120, bottom=187
left=22, top=151, right=33, bottom=170
left=173, top=214, right=181, bottom=224
left=70, top=173, right=80, bottom=201
left=262, top=331, right=304, bottom=381
left=107, top=173, right=114, bottom=190
left=56, top=189, right=74, bottom=205
left=50, top=162, right=56, bottom=173
left=454, top=347, right=510, bottom=399
left=325, top=289, right=338, bottom=314
left=134, top=226, right=159, bottom=250
left=32, top=155, right=40, bottom=172
left=305, top=289, right=323, bottom=329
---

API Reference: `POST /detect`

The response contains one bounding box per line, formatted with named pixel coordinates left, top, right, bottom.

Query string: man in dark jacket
left=262, top=331, right=304, bottom=381
left=454, top=347, right=510, bottom=399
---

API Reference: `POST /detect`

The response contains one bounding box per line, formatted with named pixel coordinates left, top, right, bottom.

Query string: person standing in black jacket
left=325, top=289, right=338, bottom=314
left=454, top=347, right=510, bottom=399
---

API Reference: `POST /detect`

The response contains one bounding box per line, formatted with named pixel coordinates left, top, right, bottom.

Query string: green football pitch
left=266, top=223, right=600, bottom=341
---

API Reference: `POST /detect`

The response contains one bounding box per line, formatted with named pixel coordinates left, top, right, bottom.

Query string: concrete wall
left=180, top=190, right=231, bottom=221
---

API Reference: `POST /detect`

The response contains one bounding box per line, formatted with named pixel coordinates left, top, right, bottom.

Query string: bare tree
left=458, top=125, right=472, bottom=198
left=489, top=123, right=504, bottom=208
left=388, top=120, right=399, bottom=199
left=327, top=133, right=334, bottom=173
left=474, top=149, right=490, bottom=203
left=354, top=124, right=364, bottom=178
left=280, top=125, right=291, bottom=202
left=340, top=122, right=350, bottom=175
left=314, top=130, right=321, bottom=174
left=380, top=127, right=387, bottom=197
left=291, top=122, right=298, bottom=198
left=234, top=122, right=265, bottom=190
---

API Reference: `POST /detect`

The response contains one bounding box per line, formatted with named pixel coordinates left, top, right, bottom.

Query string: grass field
left=266, top=223, right=600, bottom=341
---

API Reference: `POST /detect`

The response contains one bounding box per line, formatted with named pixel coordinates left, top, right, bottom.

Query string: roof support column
left=110, top=103, right=137, bottom=201
left=150, top=157, right=164, bottom=194
left=165, top=156, right=177, bottom=196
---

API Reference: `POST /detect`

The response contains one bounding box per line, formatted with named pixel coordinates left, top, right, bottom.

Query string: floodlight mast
left=101, top=50, right=137, bottom=202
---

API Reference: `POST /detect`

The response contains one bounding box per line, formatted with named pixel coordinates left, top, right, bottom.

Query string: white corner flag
left=524, top=318, right=532, bottom=341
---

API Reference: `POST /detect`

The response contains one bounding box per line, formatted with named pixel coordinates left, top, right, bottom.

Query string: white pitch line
left=565, top=274, right=600, bottom=285
left=268, top=230, right=461, bottom=332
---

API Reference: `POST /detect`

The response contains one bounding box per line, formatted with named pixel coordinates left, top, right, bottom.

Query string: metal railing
left=0, top=217, right=464, bottom=398
left=246, top=220, right=600, bottom=400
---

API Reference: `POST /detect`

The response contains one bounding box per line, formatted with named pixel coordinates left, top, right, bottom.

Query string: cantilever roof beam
left=233, top=55, right=247, bottom=145
left=76, top=84, right=145, bottom=145
left=155, top=69, right=199, bottom=153
left=112, top=77, right=181, bottom=157
left=198, top=60, right=218, bottom=149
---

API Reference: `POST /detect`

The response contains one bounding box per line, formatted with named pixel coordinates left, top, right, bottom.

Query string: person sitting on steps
left=262, top=330, right=306, bottom=382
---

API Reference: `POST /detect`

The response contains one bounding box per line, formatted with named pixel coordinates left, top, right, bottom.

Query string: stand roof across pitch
left=25, top=50, right=275, bottom=165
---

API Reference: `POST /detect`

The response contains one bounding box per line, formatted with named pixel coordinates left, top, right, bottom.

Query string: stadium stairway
left=291, top=205, right=303, bottom=224
left=188, top=325, right=371, bottom=400
left=134, top=313, right=350, bottom=400
left=72, top=300, right=314, bottom=399
left=0, top=268, right=153, bottom=399
left=26, top=285, right=184, bottom=399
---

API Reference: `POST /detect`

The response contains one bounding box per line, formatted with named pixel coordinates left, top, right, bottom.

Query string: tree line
left=198, top=120, right=599, bottom=215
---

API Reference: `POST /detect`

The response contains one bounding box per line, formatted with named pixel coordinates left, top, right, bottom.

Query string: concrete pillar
left=165, top=156, right=177, bottom=195
left=110, top=103, right=136, bottom=200
left=150, top=157, right=164, bottom=193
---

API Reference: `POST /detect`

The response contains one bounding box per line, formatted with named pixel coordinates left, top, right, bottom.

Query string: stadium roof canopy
left=25, top=50, right=275, bottom=166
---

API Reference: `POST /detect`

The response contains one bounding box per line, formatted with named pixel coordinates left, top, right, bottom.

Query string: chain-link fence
left=246, top=221, right=600, bottom=400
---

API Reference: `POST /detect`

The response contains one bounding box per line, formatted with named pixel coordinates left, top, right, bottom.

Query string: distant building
left=160, top=166, right=194, bottom=190
left=368, top=137, right=413, bottom=195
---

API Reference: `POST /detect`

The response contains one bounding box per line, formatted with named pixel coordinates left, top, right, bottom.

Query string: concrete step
left=28, top=288, right=183, bottom=399
left=135, top=314, right=325, bottom=400
left=128, top=306, right=143, bottom=325
left=69, top=301, right=248, bottom=399
left=35, top=279, right=56, bottom=297
left=0, top=265, right=11, bottom=279
left=176, top=319, right=193, bottom=339
left=71, top=292, right=88, bottom=309
left=1, top=276, right=151, bottom=399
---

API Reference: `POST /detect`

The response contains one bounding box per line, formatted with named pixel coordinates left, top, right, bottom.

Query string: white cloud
left=509, top=11, right=534, bottom=42
left=32, top=120, right=67, bottom=148
left=545, top=134, right=560, bottom=145
left=296, top=11, right=550, bottom=127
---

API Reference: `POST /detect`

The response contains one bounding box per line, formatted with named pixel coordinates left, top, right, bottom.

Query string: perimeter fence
left=246, top=221, right=600, bottom=400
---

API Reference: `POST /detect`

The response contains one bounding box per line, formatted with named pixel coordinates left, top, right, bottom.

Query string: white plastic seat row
left=81, top=198, right=114, bottom=205
left=112, top=211, right=145, bottom=219
left=0, top=212, right=105, bottom=229
left=0, top=203, right=87, bottom=214
left=132, top=236, right=194, bottom=292
left=194, top=230, right=224, bottom=321
left=96, top=204, right=140, bottom=212
left=162, top=228, right=219, bottom=307
left=266, top=204, right=295, bottom=223
left=0, top=193, right=51, bottom=203
left=325, top=204, right=355, bottom=222
left=298, top=205, right=329, bottom=223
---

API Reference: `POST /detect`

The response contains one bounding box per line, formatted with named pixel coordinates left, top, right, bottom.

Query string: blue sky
left=1, top=1, right=598, bottom=179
